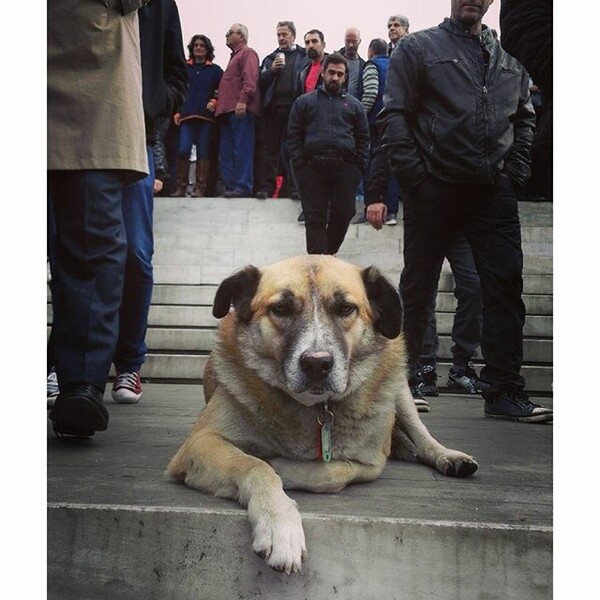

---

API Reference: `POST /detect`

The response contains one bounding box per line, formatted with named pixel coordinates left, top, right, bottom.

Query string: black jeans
left=257, top=106, right=296, bottom=197
left=294, top=159, right=362, bottom=255
left=401, top=175, right=525, bottom=392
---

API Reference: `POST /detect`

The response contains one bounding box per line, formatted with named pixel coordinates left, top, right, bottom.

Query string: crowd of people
left=47, top=0, right=553, bottom=439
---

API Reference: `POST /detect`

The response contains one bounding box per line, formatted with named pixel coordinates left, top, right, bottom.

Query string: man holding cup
left=256, top=21, right=307, bottom=199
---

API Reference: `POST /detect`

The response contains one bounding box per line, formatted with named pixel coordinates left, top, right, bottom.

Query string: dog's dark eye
left=335, top=303, right=357, bottom=317
left=269, top=303, right=294, bottom=317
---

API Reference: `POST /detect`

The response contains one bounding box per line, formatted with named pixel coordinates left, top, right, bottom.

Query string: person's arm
left=360, top=62, right=379, bottom=114
left=353, top=102, right=371, bottom=172
left=377, top=36, right=428, bottom=191
left=500, top=68, right=536, bottom=188
left=237, top=49, right=260, bottom=115
left=286, top=97, right=306, bottom=168
left=163, top=1, right=189, bottom=116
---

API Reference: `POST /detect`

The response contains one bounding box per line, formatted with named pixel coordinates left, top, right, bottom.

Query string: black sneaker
left=417, top=365, right=439, bottom=397
left=447, top=362, right=491, bottom=394
left=255, top=190, right=269, bottom=200
left=297, top=210, right=305, bottom=223
left=49, top=382, right=109, bottom=438
left=484, top=389, right=553, bottom=423
left=410, top=383, right=430, bottom=413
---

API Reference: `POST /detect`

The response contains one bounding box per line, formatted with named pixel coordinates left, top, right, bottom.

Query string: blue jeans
left=113, top=146, right=155, bottom=373
left=219, top=112, right=255, bottom=195
left=178, top=119, right=214, bottom=161
left=48, top=169, right=127, bottom=390
left=420, top=232, right=482, bottom=370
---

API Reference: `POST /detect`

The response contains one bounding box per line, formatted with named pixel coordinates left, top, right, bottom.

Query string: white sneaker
left=385, top=213, right=397, bottom=226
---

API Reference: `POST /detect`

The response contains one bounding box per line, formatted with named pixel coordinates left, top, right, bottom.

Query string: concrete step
left=148, top=269, right=553, bottom=295
left=47, top=384, right=552, bottom=600
left=153, top=197, right=552, bottom=227
left=47, top=325, right=551, bottom=365
left=47, top=305, right=553, bottom=337
left=120, top=353, right=552, bottom=394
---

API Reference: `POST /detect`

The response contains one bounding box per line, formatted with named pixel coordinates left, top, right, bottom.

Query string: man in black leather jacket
left=373, top=0, right=552, bottom=423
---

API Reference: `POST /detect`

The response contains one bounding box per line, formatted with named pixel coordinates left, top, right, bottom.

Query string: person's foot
left=385, top=213, right=397, bottom=226
left=49, top=382, right=109, bottom=438
left=223, top=190, right=237, bottom=199
left=297, top=210, right=305, bottom=223
left=47, top=368, right=60, bottom=409
left=418, top=365, right=439, bottom=397
left=410, top=383, right=430, bottom=413
left=112, top=371, right=143, bottom=404
left=447, top=362, right=491, bottom=394
left=484, top=389, right=553, bottom=423
left=255, top=190, right=269, bottom=200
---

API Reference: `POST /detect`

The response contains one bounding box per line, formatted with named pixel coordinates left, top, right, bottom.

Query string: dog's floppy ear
left=212, top=265, right=261, bottom=323
left=361, top=266, right=403, bottom=339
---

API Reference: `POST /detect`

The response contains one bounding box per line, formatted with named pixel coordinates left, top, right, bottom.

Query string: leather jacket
left=378, top=18, right=536, bottom=191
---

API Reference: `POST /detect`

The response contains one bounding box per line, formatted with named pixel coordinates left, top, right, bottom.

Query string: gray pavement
left=47, top=383, right=553, bottom=600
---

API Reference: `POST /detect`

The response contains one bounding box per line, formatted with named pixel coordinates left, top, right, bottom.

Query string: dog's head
left=213, top=256, right=402, bottom=405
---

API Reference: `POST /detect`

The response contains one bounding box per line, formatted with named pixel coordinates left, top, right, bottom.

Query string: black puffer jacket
left=286, top=87, right=370, bottom=172
left=378, top=18, right=536, bottom=191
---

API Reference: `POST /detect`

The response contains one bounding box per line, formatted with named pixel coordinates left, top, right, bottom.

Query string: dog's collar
left=317, top=402, right=334, bottom=462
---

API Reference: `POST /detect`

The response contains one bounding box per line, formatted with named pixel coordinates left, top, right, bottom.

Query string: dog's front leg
left=268, top=457, right=387, bottom=493
left=394, top=381, right=479, bottom=477
left=167, top=431, right=306, bottom=574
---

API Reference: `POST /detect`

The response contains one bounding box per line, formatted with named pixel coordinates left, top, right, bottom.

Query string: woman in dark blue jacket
left=171, top=35, right=223, bottom=197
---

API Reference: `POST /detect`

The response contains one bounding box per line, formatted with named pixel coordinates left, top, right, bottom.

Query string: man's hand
left=366, top=202, right=387, bottom=230
left=153, top=179, right=163, bottom=194
left=235, top=102, right=247, bottom=118
left=173, top=113, right=181, bottom=126
left=271, top=54, right=285, bottom=72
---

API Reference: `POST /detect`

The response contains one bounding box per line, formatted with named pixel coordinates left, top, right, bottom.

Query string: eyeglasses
left=226, top=30, right=241, bottom=36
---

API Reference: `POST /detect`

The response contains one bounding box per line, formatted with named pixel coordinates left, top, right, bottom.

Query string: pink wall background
left=175, top=0, right=500, bottom=64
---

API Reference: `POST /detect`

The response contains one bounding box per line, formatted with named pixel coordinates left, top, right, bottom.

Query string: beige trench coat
left=48, top=0, right=148, bottom=182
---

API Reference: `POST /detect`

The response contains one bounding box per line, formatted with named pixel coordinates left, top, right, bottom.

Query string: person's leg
left=446, top=232, right=482, bottom=368
left=192, top=121, right=214, bottom=197
left=294, top=163, right=329, bottom=254
left=258, top=108, right=285, bottom=197
left=463, top=180, right=525, bottom=391
left=113, top=146, right=155, bottom=393
left=48, top=169, right=127, bottom=435
left=417, top=291, right=440, bottom=397
left=231, top=112, right=255, bottom=196
left=400, top=177, right=457, bottom=384
left=218, top=114, right=235, bottom=194
left=463, top=178, right=551, bottom=421
left=49, top=170, right=127, bottom=389
left=444, top=232, right=488, bottom=394
left=326, top=162, right=361, bottom=255
left=384, top=174, right=401, bottom=223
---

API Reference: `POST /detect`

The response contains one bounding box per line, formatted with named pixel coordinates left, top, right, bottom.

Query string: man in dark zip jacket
left=377, top=0, right=552, bottom=423
left=287, top=53, right=369, bottom=255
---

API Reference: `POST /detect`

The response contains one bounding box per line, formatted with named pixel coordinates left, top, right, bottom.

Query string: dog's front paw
left=248, top=493, right=307, bottom=574
left=435, top=450, right=478, bottom=478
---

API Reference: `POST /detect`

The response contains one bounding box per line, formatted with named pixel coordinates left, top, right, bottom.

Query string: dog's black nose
left=299, top=351, right=334, bottom=381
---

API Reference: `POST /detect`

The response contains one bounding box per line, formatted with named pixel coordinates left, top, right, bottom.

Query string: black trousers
left=295, top=160, right=362, bottom=254
left=257, top=106, right=296, bottom=197
left=48, top=170, right=127, bottom=390
left=401, top=175, right=525, bottom=392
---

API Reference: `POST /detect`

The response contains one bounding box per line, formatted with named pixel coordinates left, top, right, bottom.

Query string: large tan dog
left=167, top=255, right=477, bottom=574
